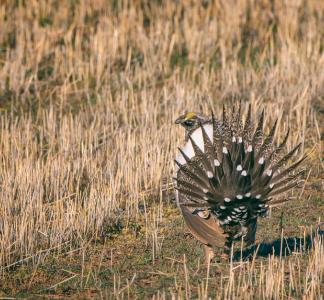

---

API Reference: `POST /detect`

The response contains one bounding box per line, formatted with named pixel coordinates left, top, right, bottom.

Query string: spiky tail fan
left=175, top=103, right=307, bottom=246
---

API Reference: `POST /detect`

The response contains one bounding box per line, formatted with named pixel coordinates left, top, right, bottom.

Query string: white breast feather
left=175, top=124, right=213, bottom=166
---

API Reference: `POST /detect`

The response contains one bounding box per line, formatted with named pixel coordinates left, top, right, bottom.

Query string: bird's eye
left=184, top=120, right=194, bottom=127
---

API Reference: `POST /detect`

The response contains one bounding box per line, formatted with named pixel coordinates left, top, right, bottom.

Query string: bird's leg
left=203, top=244, right=215, bottom=264
left=219, top=252, right=229, bottom=260
left=244, top=219, right=257, bottom=247
left=220, top=240, right=232, bottom=261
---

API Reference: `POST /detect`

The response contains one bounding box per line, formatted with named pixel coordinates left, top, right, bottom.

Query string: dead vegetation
left=0, top=0, right=323, bottom=298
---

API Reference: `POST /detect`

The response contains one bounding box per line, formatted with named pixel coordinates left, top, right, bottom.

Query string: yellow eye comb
left=184, top=112, right=196, bottom=120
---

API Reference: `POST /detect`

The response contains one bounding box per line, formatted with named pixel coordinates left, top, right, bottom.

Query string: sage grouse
left=174, top=105, right=306, bottom=262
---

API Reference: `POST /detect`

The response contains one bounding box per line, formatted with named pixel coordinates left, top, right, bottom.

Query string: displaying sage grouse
left=174, top=105, right=306, bottom=262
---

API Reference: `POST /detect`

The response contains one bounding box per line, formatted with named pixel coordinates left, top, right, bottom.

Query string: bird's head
left=175, top=112, right=208, bottom=132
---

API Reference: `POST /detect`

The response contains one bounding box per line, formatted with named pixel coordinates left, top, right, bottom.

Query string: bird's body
left=174, top=106, right=306, bottom=262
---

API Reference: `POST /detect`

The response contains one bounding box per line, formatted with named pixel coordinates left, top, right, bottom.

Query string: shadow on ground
left=233, top=224, right=324, bottom=261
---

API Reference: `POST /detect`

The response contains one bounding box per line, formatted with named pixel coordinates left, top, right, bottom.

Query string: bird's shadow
left=232, top=227, right=324, bottom=261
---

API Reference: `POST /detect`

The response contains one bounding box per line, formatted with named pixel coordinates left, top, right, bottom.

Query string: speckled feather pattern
left=175, top=104, right=307, bottom=246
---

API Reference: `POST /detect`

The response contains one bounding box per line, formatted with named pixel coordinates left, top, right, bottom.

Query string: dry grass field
left=0, top=0, right=323, bottom=298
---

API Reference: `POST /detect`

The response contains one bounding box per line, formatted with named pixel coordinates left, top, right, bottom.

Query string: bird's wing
left=180, top=205, right=227, bottom=248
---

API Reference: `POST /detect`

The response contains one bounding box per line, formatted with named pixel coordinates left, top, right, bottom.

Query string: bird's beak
left=175, top=116, right=184, bottom=124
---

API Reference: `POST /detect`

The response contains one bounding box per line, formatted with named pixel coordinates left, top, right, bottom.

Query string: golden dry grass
left=0, top=0, right=323, bottom=298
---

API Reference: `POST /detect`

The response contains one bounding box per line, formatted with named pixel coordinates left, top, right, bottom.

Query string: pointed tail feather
left=242, top=104, right=253, bottom=143
left=175, top=104, right=307, bottom=231
left=252, top=109, right=265, bottom=151
left=256, top=119, right=278, bottom=161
